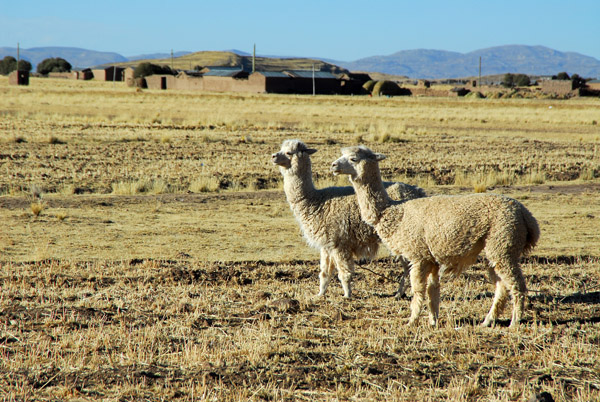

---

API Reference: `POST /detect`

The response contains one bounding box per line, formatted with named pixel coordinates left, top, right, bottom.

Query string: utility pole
left=17, top=42, right=20, bottom=66
left=171, top=49, right=174, bottom=71
left=312, top=64, right=315, bottom=96
left=478, top=56, right=482, bottom=87
left=252, top=44, right=256, bottom=73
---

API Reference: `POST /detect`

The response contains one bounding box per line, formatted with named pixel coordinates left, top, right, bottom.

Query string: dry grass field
left=1, top=77, right=599, bottom=401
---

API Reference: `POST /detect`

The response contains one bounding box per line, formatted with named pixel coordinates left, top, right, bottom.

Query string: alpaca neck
left=350, top=166, right=391, bottom=226
left=281, top=162, right=316, bottom=205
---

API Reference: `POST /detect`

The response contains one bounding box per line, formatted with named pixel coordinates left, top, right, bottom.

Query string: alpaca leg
left=426, top=267, right=441, bottom=326
left=481, top=266, right=508, bottom=327
left=408, top=261, right=431, bottom=326
left=483, top=262, right=527, bottom=328
left=506, top=263, right=527, bottom=328
left=317, top=249, right=335, bottom=296
left=331, top=249, right=355, bottom=298
left=395, top=256, right=411, bottom=299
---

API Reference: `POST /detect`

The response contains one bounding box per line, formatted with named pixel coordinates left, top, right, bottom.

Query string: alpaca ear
left=374, top=153, right=386, bottom=161
left=305, top=148, right=317, bottom=155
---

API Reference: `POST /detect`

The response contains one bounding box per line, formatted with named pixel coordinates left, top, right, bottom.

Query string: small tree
left=514, top=74, right=530, bottom=87
left=17, top=59, right=32, bottom=72
left=502, top=73, right=529, bottom=88
left=133, top=62, right=176, bottom=78
left=555, top=72, right=570, bottom=80
left=502, top=73, right=515, bottom=88
left=37, top=57, right=72, bottom=75
left=0, top=56, right=17, bottom=75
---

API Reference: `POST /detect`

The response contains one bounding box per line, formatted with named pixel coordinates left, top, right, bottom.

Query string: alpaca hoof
left=480, top=319, right=493, bottom=328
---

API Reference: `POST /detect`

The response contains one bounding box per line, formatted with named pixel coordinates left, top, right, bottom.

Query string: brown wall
left=48, top=72, right=76, bottom=79
left=123, top=68, right=135, bottom=82
left=587, top=82, right=600, bottom=90
left=92, top=67, right=124, bottom=81
left=539, top=80, right=574, bottom=95
left=145, top=75, right=176, bottom=90
left=78, top=70, right=94, bottom=80
left=173, top=75, right=204, bottom=91
left=8, top=70, right=29, bottom=85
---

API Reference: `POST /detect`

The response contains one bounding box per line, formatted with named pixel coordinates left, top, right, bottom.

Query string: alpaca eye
left=286, top=152, right=293, bottom=156
left=350, top=158, right=358, bottom=162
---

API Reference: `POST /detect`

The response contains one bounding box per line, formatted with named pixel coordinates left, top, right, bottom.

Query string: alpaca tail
left=521, top=205, right=540, bottom=255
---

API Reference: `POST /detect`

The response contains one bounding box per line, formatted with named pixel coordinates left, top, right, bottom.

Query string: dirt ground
left=1, top=256, right=599, bottom=401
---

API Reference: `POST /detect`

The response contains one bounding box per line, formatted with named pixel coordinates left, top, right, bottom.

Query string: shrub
left=37, top=57, right=72, bottom=75
left=372, top=80, right=402, bottom=96
left=134, top=62, right=176, bottom=78
left=30, top=201, right=46, bottom=217
left=0, top=56, right=16, bottom=75
left=503, top=73, right=530, bottom=88
left=362, top=80, right=376, bottom=93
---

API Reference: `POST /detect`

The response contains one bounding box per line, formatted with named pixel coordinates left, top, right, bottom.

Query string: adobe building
left=123, top=67, right=135, bottom=82
left=582, top=79, right=600, bottom=96
left=8, top=70, right=29, bottom=86
left=202, top=68, right=250, bottom=92
left=173, top=71, right=204, bottom=90
left=142, top=67, right=368, bottom=95
left=48, top=72, right=76, bottom=79
left=92, top=66, right=125, bottom=81
left=539, top=79, right=574, bottom=96
left=248, top=71, right=294, bottom=93
left=145, top=74, right=176, bottom=90
left=586, top=80, right=600, bottom=91
left=76, top=69, right=94, bottom=80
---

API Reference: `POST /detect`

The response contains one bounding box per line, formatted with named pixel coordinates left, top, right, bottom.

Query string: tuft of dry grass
left=189, top=175, right=220, bottom=193
left=29, top=201, right=46, bottom=216
left=47, top=135, right=66, bottom=144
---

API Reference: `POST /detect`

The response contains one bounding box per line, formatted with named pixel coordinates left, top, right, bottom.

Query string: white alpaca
left=272, top=140, right=425, bottom=298
left=331, top=146, right=540, bottom=327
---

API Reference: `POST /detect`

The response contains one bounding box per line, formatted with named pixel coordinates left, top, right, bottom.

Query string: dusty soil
left=1, top=257, right=599, bottom=400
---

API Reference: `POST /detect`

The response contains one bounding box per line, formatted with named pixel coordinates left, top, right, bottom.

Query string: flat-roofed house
left=93, top=66, right=125, bottom=81
left=8, top=70, right=29, bottom=86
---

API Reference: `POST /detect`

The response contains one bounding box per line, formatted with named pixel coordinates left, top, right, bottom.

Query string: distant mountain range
left=1, top=45, right=599, bottom=79
left=337, top=45, right=600, bottom=79
left=0, top=46, right=128, bottom=69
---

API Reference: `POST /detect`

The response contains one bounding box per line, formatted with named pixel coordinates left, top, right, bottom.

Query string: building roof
left=204, top=69, right=244, bottom=77
left=285, top=70, right=338, bottom=79
left=178, top=71, right=203, bottom=78
left=255, top=71, right=289, bottom=78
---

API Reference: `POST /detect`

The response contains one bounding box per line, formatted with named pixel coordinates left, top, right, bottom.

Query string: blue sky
left=2, top=0, right=599, bottom=61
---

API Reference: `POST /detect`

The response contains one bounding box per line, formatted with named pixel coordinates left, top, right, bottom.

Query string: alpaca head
left=331, top=145, right=386, bottom=180
left=272, top=139, right=317, bottom=171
